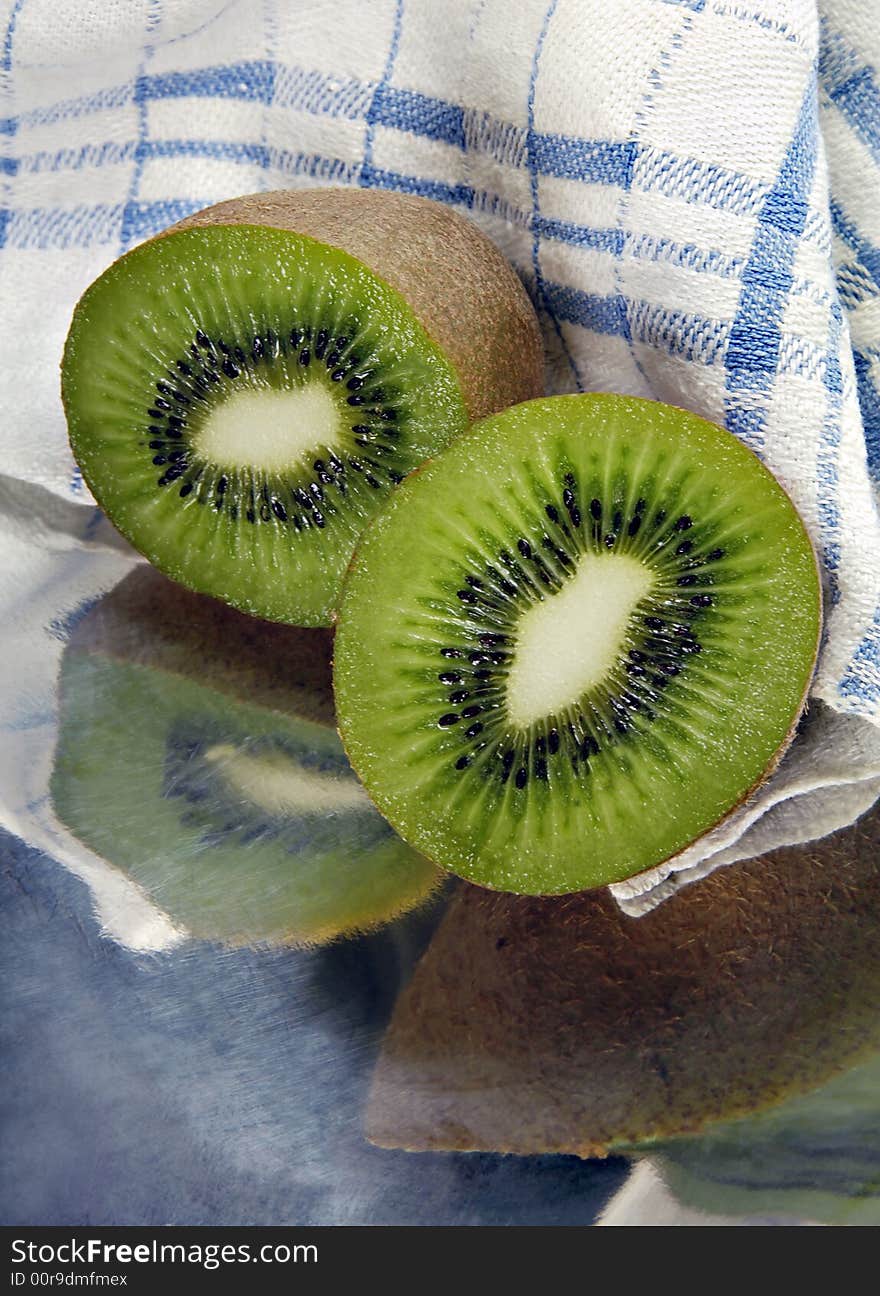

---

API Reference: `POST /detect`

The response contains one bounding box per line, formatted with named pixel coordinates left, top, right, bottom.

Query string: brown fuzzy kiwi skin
left=70, top=565, right=336, bottom=727
left=167, top=187, right=544, bottom=421
left=364, top=797, right=880, bottom=1158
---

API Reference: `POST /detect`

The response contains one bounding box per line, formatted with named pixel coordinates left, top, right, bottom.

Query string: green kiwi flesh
left=335, top=393, right=822, bottom=894
left=50, top=568, right=441, bottom=947
left=646, top=1048, right=880, bottom=1225
left=61, top=200, right=514, bottom=627
left=365, top=796, right=880, bottom=1158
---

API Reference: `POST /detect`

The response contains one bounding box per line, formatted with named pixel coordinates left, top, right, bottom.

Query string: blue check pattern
left=1, top=0, right=879, bottom=722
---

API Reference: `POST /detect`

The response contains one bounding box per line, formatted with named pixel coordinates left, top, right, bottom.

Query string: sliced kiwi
left=365, top=797, right=880, bottom=1158
left=335, top=394, right=822, bottom=894
left=50, top=567, right=441, bottom=947
left=61, top=188, right=542, bottom=627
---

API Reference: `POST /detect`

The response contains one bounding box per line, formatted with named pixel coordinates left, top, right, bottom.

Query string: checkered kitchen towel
left=2, top=0, right=880, bottom=926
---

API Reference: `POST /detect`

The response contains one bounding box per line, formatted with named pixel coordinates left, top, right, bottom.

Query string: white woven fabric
left=2, top=0, right=879, bottom=929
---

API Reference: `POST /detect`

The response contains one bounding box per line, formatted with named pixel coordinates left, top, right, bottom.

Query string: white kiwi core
left=193, top=384, right=343, bottom=472
left=205, top=744, right=372, bottom=815
left=505, top=553, right=655, bottom=729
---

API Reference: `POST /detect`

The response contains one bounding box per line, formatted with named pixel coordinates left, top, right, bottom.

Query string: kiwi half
left=61, top=188, right=542, bottom=627
left=50, top=567, right=441, bottom=947
left=365, top=797, right=880, bottom=1158
left=335, top=394, right=822, bottom=895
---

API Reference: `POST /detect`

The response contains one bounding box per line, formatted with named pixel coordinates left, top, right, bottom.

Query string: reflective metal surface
left=3, top=519, right=879, bottom=1225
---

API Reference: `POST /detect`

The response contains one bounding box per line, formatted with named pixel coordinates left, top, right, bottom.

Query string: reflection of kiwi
left=51, top=568, right=441, bottom=946
left=336, top=394, right=821, bottom=894
left=61, top=189, right=542, bottom=627
left=648, top=1050, right=880, bottom=1225
left=365, top=799, right=880, bottom=1156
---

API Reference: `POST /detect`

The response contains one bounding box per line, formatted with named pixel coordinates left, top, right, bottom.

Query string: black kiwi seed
left=438, top=713, right=459, bottom=728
